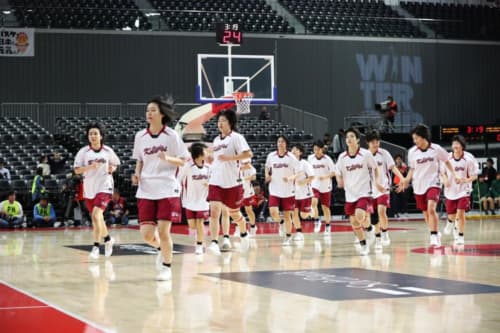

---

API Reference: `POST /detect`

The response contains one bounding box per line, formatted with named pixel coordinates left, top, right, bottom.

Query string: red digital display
left=216, top=23, right=243, bottom=45
left=439, top=125, right=500, bottom=142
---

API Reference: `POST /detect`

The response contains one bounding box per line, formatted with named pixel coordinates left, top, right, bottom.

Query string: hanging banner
left=0, top=28, right=35, bottom=57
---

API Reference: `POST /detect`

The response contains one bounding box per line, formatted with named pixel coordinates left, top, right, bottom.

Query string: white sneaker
left=455, top=235, right=465, bottom=245
left=313, top=221, right=321, bottom=233
left=240, top=236, right=249, bottom=252
left=249, top=225, right=257, bottom=237
left=430, top=233, right=441, bottom=247
left=156, top=251, right=163, bottom=271
left=353, top=236, right=360, bottom=244
left=53, top=221, right=62, bottom=228
left=443, top=221, right=454, bottom=235
left=282, top=237, right=292, bottom=247
left=293, top=232, right=304, bottom=242
left=359, top=244, right=370, bottom=256
left=157, top=266, right=172, bottom=281
left=221, top=237, right=232, bottom=251
left=89, top=246, right=100, bottom=260
left=207, top=242, right=221, bottom=256
left=381, top=232, right=391, bottom=246
left=233, top=225, right=240, bottom=237
left=375, top=237, right=383, bottom=251
left=195, top=244, right=203, bottom=255
left=453, top=225, right=459, bottom=240
left=104, top=237, right=115, bottom=257
left=278, top=223, right=285, bottom=237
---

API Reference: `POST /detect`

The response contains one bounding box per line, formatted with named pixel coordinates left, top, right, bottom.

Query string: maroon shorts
left=345, top=197, right=374, bottom=216
left=269, top=195, right=296, bottom=211
left=445, top=197, right=470, bottom=215
left=208, top=185, right=243, bottom=209
left=85, top=192, right=112, bottom=213
left=313, top=188, right=332, bottom=207
left=138, top=197, right=181, bottom=224
left=295, top=198, right=312, bottom=214
left=242, top=197, right=253, bottom=207
left=373, top=194, right=390, bottom=209
left=414, top=187, right=441, bottom=211
left=185, top=209, right=209, bottom=220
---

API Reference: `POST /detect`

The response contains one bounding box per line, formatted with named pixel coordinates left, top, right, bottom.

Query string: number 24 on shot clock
left=216, top=23, right=243, bottom=45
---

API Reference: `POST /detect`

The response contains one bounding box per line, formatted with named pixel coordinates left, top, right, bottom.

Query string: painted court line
left=0, top=305, right=50, bottom=310
left=367, top=288, right=411, bottom=296
left=399, top=287, right=443, bottom=294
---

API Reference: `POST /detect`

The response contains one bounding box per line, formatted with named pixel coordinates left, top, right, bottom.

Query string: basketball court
left=1, top=217, right=500, bottom=333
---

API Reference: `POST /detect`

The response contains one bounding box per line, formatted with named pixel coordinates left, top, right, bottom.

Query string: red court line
left=0, top=282, right=110, bottom=333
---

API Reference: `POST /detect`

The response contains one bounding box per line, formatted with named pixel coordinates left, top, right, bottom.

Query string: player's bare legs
left=322, top=204, right=331, bottom=233
left=157, top=220, right=173, bottom=265
left=209, top=201, right=222, bottom=245
left=140, top=224, right=161, bottom=249
left=311, top=197, right=320, bottom=232
left=244, top=205, right=256, bottom=227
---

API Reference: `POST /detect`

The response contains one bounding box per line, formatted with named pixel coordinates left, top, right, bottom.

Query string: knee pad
left=371, top=211, right=379, bottom=225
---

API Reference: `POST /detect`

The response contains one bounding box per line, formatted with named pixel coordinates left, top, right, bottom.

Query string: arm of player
left=297, top=175, right=314, bottom=186
left=158, top=151, right=186, bottom=167
left=441, top=171, right=450, bottom=188
left=398, top=168, right=413, bottom=192
left=74, top=162, right=101, bottom=175
left=444, top=160, right=460, bottom=183
left=244, top=174, right=257, bottom=182
left=132, top=160, right=143, bottom=186
left=373, top=166, right=385, bottom=193
left=218, top=149, right=253, bottom=162
left=265, top=166, right=271, bottom=183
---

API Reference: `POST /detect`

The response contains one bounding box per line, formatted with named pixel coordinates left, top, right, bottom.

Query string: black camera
left=375, top=100, right=391, bottom=112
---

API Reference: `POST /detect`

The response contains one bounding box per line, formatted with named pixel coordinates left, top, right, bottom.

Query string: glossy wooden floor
left=1, top=216, right=500, bottom=333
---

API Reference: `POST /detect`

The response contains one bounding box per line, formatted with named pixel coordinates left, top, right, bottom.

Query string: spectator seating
left=400, top=1, right=500, bottom=41
left=9, top=0, right=152, bottom=30
left=279, top=0, right=425, bottom=38
left=150, top=0, right=294, bottom=33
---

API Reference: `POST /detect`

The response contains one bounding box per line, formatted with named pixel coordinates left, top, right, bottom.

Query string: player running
left=74, top=122, right=120, bottom=261
left=441, top=135, right=478, bottom=245
left=336, top=127, right=384, bottom=256
left=307, top=140, right=336, bottom=236
left=291, top=143, right=314, bottom=242
left=132, top=95, right=189, bottom=281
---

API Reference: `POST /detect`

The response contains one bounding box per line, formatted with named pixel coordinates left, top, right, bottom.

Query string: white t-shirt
left=241, top=164, right=256, bottom=199
left=265, top=151, right=299, bottom=198
left=179, top=162, right=210, bottom=211
left=132, top=126, right=189, bottom=200
left=336, top=148, right=378, bottom=202
left=295, top=159, right=314, bottom=200
left=209, top=131, right=251, bottom=189
left=371, top=148, right=395, bottom=198
left=408, top=143, right=449, bottom=195
left=307, top=154, right=335, bottom=193
left=443, top=151, right=478, bottom=200
left=74, top=145, right=121, bottom=199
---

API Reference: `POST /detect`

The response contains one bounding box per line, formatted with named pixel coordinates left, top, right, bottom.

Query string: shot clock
left=216, top=23, right=243, bottom=45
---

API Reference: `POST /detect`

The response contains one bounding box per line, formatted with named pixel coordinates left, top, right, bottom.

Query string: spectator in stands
left=322, top=133, right=335, bottom=160
left=384, top=96, right=398, bottom=131
left=0, top=191, right=23, bottom=228
left=32, top=195, right=56, bottom=228
left=490, top=172, right=500, bottom=210
left=61, top=173, right=89, bottom=226
left=31, top=167, right=46, bottom=203
left=482, top=158, right=497, bottom=187
left=48, top=152, right=67, bottom=175
left=37, top=155, right=51, bottom=176
left=258, top=106, right=271, bottom=121
left=472, top=175, right=495, bottom=215
left=333, top=128, right=346, bottom=160
left=392, top=154, right=408, bottom=218
left=253, top=182, right=268, bottom=221
left=105, top=189, right=129, bottom=226
left=0, top=159, right=11, bottom=183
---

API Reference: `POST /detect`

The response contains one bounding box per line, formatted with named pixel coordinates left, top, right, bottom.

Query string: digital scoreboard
left=215, top=23, right=243, bottom=45
left=437, top=125, right=500, bottom=142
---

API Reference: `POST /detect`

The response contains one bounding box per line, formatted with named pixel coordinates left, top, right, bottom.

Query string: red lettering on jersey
left=144, top=145, right=167, bottom=155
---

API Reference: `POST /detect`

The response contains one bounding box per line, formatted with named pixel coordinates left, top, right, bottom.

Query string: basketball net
left=233, top=91, right=253, bottom=115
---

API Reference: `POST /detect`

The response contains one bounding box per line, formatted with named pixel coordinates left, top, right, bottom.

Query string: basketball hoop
left=232, top=91, right=253, bottom=115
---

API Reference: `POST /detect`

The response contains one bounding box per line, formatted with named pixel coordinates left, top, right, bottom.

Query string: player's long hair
left=366, top=130, right=381, bottom=142
left=452, top=135, right=466, bottom=149
left=86, top=122, right=105, bottom=144
left=218, top=109, right=238, bottom=132
left=292, top=143, right=305, bottom=160
left=411, top=124, right=431, bottom=142
left=147, top=95, right=176, bottom=125
left=189, top=142, right=207, bottom=160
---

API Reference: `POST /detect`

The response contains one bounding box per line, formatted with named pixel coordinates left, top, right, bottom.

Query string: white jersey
left=265, top=151, right=299, bottom=198
left=241, top=164, right=256, bottom=199
left=443, top=151, right=478, bottom=200
left=179, top=162, right=210, bottom=211
left=295, top=159, right=314, bottom=200
left=408, top=143, right=449, bottom=195
left=74, top=145, right=120, bottom=199
left=336, top=148, right=378, bottom=202
left=132, top=126, right=189, bottom=200
left=307, top=154, right=335, bottom=193
left=209, top=132, right=251, bottom=189
left=371, top=148, right=395, bottom=198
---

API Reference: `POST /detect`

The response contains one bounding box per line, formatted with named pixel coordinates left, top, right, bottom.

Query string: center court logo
left=356, top=50, right=424, bottom=116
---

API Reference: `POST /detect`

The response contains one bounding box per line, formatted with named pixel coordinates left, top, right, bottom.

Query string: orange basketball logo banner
left=0, top=28, right=34, bottom=57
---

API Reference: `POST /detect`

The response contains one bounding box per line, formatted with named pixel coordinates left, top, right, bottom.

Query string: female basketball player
left=179, top=142, right=210, bottom=255
left=132, top=95, right=188, bottom=281
left=265, top=135, right=299, bottom=246
left=291, top=143, right=314, bottom=242
left=207, top=109, right=253, bottom=255
left=240, top=159, right=258, bottom=236
left=74, top=122, right=120, bottom=261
